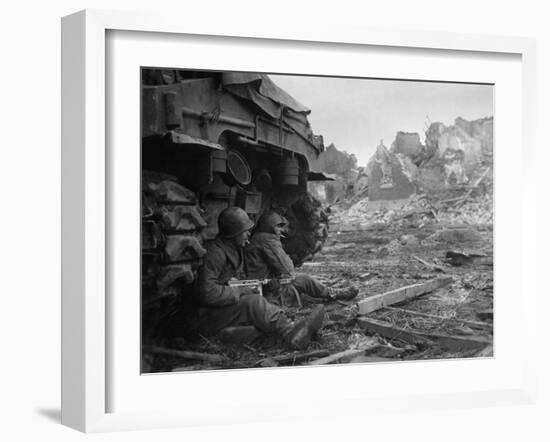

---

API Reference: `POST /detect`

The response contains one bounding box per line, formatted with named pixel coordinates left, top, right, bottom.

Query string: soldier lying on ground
left=163, top=207, right=325, bottom=349
left=245, top=211, right=358, bottom=305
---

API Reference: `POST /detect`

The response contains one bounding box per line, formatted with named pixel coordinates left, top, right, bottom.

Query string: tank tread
left=164, top=235, right=207, bottom=262
left=159, top=205, right=208, bottom=231
left=142, top=176, right=207, bottom=309
left=146, top=180, right=197, bottom=205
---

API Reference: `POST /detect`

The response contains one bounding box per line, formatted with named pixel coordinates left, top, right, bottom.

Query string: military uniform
left=245, top=231, right=329, bottom=303
left=245, top=210, right=358, bottom=304
left=166, top=237, right=285, bottom=337
left=164, top=207, right=325, bottom=349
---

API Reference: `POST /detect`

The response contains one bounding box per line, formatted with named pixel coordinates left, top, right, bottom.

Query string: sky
left=270, top=74, right=494, bottom=167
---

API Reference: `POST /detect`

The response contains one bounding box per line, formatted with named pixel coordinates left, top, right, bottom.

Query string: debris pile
left=417, top=116, right=493, bottom=191
left=331, top=174, right=492, bottom=231
left=436, top=193, right=493, bottom=225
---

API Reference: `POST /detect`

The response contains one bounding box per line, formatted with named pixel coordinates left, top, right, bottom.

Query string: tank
left=141, top=69, right=331, bottom=339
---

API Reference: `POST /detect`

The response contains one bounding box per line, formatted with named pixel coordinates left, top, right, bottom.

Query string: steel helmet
left=257, top=211, right=288, bottom=234
left=217, top=207, right=255, bottom=238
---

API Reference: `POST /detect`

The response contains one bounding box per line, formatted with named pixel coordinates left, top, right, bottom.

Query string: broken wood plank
left=255, top=350, right=331, bottom=367
left=412, top=255, right=433, bottom=268
left=273, top=349, right=329, bottom=364
left=308, top=345, right=380, bottom=366
left=383, top=306, right=492, bottom=328
left=349, top=355, right=394, bottom=364
left=412, top=255, right=446, bottom=273
left=146, top=346, right=228, bottom=363
left=445, top=250, right=492, bottom=266
left=172, top=364, right=220, bottom=372
left=357, top=276, right=453, bottom=315
left=376, top=343, right=417, bottom=357
left=470, top=167, right=491, bottom=189
left=357, top=318, right=491, bottom=352
left=428, top=333, right=492, bottom=352
left=357, top=318, right=433, bottom=346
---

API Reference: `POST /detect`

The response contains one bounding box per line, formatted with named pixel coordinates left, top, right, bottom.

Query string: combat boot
left=276, top=305, right=326, bottom=350
left=327, top=286, right=359, bottom=301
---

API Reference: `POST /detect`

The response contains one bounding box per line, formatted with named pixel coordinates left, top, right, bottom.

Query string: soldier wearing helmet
left=165, top=206, right=325, bottom=349
left=246, top=210, right=358, bottom=305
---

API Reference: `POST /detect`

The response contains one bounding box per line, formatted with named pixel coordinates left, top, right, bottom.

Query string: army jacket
left=245, top=232, right=295, bottom=279
left=196, top=237, right=245, bottom=307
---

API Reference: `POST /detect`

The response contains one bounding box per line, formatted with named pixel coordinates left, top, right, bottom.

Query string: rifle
left=228, top=277, right=293, bottom=297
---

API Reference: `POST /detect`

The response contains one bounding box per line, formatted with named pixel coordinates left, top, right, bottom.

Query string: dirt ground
left=144, top=190, right=494, bottom=373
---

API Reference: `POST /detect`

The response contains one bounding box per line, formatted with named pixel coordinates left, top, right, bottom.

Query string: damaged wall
left=317, top=143, right=358, bottom=180
left=391, top=131, right=424, bottom=160
left=424, top=116, right=493, bottom=187
left=362, top=116, right=493, bottom=200
left=310, top=143, right=362, bottom=204
left=367, top=141, right=416, bottom=201
left=455, top=116, right=494, bottom=162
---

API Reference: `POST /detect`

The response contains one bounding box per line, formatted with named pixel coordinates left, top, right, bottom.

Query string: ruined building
left=366, top=140, right=417, bottom=201
left=424, top=116, right=493, bottom=188
left=364, top=116, right=493, bottom=200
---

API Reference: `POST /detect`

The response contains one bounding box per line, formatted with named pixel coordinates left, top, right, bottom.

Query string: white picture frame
left=61, top=9, right=537, bottom=433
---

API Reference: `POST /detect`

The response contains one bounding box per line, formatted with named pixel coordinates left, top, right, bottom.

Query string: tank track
left=142, top=172, right=208, bottom=341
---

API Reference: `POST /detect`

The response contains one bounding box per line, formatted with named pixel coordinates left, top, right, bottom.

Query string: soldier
left=164, top=207, right=325, bottom=350
left=245, top=211, right=358, bottom=305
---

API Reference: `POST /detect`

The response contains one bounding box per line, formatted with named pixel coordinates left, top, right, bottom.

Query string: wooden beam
left=383, top=306, right=492, bottom=328
left=357, top=318, right=491, bottom=352
left=308, top=342, right=380, bottom=365
left=412, top=255, right=446, bottom=273
left=429, top=333, right=492, bottom=352
left=357, top=318, right=433, bottom=346
left=358, top=277, right=453, bottom=315
left=255, top=350, right=331, bottom=367
left=273, top=349, right=329, bottom=364
left=272, top=349, right=328, bottom=363
left=146, top=346, right=228, bottom=363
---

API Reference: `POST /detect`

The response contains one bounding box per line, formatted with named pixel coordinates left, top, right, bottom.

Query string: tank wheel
left=282, top=192, right=329, bottom=267
left=142, top=172, right=207, bottom=343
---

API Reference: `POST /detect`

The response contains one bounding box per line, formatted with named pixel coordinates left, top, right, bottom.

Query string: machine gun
left=228, top=277, right=293, bottom=297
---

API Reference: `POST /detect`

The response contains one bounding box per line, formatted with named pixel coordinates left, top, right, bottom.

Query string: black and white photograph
left=140, top=68, right=494, bottom=373
left=3, top=0, right=547, bottom=438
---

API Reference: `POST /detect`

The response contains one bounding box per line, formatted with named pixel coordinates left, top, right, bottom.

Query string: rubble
left=330, top=175, right=492, bottom=232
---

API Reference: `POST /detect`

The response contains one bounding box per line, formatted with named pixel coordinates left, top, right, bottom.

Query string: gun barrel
left=228, top=279, right=266, bottom=297
left=228, top=279, right=267, bottom=287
